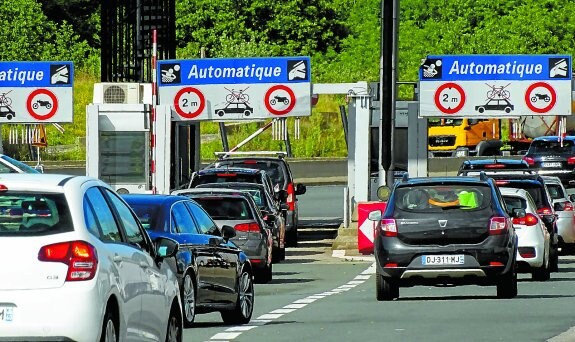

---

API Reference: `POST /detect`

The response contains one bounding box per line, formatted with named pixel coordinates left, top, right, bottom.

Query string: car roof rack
left=214, top=151, right=288, bottom=160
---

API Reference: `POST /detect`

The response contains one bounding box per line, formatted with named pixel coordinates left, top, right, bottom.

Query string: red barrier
left=357, top=201, right=387, bottom=254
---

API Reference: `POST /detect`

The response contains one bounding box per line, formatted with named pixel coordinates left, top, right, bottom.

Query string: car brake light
left=485, top=164, right=505, bottom=169
left=489, top=216, right=508, bottom=235
left=234, top=223, right=261, bottom=232
left=495, top=180, right=509, bottom=185
left=380, top=219, right=397, bottom=237
left=0, top=184, right=7, bottom=192
left=242, top=160, right=258, bottom=164
left=286, top=183, right=295, bottom=211
left=537, top=207, right=553, bottom=216
left=523, top=156, right=535, bottom=166
left=38, top=241, right=98, bottom=281
left=512, top=213, right=539, bottom=226
left=216, top=173, right=237, bottom=177
left=384, top=263, right=398, bottom=268
left=565, top=202, right=574, bottom=211
left=568, top=157, right=575, bottom=165
left=518, top=247, right=536, bottom=258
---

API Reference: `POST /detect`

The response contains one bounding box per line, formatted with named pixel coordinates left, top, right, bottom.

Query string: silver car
left=542, top=176, right=575, bottom=252
left=0, top=174, right=182, bottom=341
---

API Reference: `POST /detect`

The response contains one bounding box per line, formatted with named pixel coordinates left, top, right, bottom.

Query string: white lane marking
left=211, top=332, right=241, bottom=339
left=204, top=262, right=376, bottom=341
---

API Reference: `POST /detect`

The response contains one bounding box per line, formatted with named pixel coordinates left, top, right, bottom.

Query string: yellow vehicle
left=427, top=118, right=503, bottom=157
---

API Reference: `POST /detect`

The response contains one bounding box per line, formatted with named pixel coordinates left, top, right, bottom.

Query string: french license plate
left=422, top=255, right=464, bottom=265
left=542, top=162, right=561, bottom=168
left=0, top=306, right=14, bottom=322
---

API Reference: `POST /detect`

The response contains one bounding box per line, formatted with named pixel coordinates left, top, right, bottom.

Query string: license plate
left=422, top=255, right=464, bottom=265
left=0, top=306, right=14, bottom=322
left=542, top=162, right=561, bottom=168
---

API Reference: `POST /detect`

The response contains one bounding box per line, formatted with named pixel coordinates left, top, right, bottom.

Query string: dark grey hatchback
left=371, top=174, right=518, bottom=301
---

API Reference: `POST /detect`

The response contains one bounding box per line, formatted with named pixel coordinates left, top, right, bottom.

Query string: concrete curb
left=331, top=250, right=374, bottom=262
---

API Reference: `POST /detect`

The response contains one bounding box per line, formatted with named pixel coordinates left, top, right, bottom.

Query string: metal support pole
left=219, top=122, right=229, bottom=151
left=283, top=118, right=293, bottom=157
left=339, top=104, right=349, bottom=150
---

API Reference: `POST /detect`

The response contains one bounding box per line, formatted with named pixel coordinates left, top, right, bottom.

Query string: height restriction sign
left=419, top=54, right=572, bottom=117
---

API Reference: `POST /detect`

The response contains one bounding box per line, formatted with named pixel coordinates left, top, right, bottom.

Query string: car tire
left=280, top=247, right=286, bottom=261
left=376, top=266, right=397, bottom=301
left=496, top=261, right=517, bottom=299
left=272, top=246, right=282, bottom=263
left=100, top=308, right=118, bottom=342
left=166, top=301, right=183, bottom=342
left=532, top=257, right=551, bottom=281
left=255, top=262, right=273, bottom=283
left=221, top=268, right=254, bottom=325
left=550, top=243, right=560, bottom=272
left=181, top=271, right=197, bottom=328
left=285, top=229, right=298, bottom=247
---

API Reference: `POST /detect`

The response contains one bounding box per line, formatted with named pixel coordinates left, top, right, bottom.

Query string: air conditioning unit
left=93, top=83, right=152, bottom=104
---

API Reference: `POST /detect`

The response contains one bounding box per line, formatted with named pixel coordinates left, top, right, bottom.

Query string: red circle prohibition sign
left=525, top=82, right=556, bottom=114
left=434, top=82, right=466, bottom=115
left=265, top=85, right=296, bottom=116
left=174, top=86, right=206, bottom=119
left=27, top=89, right=58, bottom=120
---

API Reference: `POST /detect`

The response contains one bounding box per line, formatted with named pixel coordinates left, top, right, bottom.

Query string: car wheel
left=550, top=243, right=560, bottom=272
left=532, top=256, right=551, bottom=281
left=181, top=271, right=196, bottom=328
left=221, top=267, right=254, bottom=325
left=285, top=229, right=298, bottom=247
left=477, top=107, right=485, bottom=113
left=255, top=262, right=273, bottom=283
left=272, top=245, right=282, bottom=263
left=280, top=247, right=286, bottom=261
left=496, top=261, right=517, bottom=299
left=166, top=302, right=182, bottom=342
left=244, top=110, right=251, bottom=116
left=100, top=309, right=118, bottom=342
left=376, top=266, right=398, bottom=301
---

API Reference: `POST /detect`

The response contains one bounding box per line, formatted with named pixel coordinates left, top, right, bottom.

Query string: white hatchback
left=501, top=187, right=551, bottom=281
left=0, top=174, right=182, bottom=341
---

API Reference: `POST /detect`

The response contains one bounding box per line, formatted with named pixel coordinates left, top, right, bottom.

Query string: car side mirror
left=295, top=184, right=306, bottom=195
left=511, top=208, right=526, bottom=218
left=368, top=210, right=382, bottom=221
left=154, top=237, right=179, bottom=259
left=221, top=225, right=237, bottom=240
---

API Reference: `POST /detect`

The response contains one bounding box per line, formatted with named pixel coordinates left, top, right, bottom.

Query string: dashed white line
left=204, top=262, right=376, bottom=341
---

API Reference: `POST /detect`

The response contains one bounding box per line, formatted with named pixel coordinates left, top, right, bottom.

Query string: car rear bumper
left=0, top=284, right=103, bottom=341
left=232, top=238, right=268, bottom=261
left=557, top=216, right=575, bottom=244
left=374, top=235, right=516, bottom=286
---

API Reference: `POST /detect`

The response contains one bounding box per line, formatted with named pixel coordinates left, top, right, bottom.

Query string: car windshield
left=394, top=185, right=491, bottom=212
left=194, top=197, right=253, bottom=220
left=0, top=192, right=72, bottom=235
left=128, top=204, right=161, bottom=231
left=528, top=140, right=575, bottom=155
left=192, top=173, right=260, bottom=187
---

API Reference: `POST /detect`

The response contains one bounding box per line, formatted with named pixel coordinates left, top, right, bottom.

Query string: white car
left=541, top=176, right=575, bottom=251
left=0, top=174, right=182, bottom=342
left=501, top=187, right=551, bottom=281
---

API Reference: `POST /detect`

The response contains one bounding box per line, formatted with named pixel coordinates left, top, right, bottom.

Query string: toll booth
left=86, top=83, right=201, bottom=194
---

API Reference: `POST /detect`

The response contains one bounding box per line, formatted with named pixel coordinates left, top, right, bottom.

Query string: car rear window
left=502, top=195, right=527, bottom=212
left=495, top=181, right=547, bottom=209
left=215, top=160, right=286, bottom=186
left=0, top=193, right=72, bottom=235
left=194, top=197, right=254, bottom=220
left=528, top=140, right=575, bottom=155
left=128, top=204, right=161, bottom=231
left=546, top=183, right=566, bottom=201
left=192, top=174, right=261, bottom=188
left=394, top=185, right=491, bottom=212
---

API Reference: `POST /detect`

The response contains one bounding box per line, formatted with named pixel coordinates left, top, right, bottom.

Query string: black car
left=191, top=181, right=287, bottom=262
left=458, top=158, right=531, bottom=176
left=371, top=173, right=518, bottom=300
left=522, top=136, right=575, bottom=188
left=121, top=194, right=254, bottom=327
left=208, top=153, right=306, bottom=247
left=189, top=167, right=277, bottom=198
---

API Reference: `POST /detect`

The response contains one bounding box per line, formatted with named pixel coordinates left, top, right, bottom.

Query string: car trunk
left=394, top=209, right=492, bottom=245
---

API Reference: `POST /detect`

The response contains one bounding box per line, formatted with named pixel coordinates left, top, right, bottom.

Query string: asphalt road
left=183, top=253, right=575, bottom=342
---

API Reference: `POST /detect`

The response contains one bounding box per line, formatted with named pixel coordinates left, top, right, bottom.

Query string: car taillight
left=537, top=207, right=553, bottom=216
left=234, top=223, right=261, bottom=232
left=495, top=180, right=509, bottom=186
left=286, top=183, right=295, bottom=211
left=489, top=217, right=508, bottom=235
left=216, top=173, right=237, bottom=177
left=242, top=160, right=258, bottom=164
left=523, top=156, right=535, bottom=166
left=512, top=213, right=539, bottom=226
left=380, top=219, right=397, bottom=237
left=565, top=202, right=574, bottom=211
left=0, top=184, right=8, bottom=192
left=568, top=157, right=575, bottom=165
left=38, top=241, right=98, bottom=281
left=485, top=164, right=505, bottom=168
